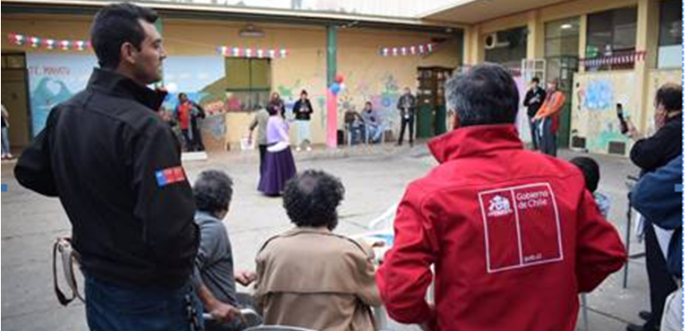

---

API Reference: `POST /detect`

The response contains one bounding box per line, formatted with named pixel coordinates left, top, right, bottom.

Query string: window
left=658, top=0, right=681, bottom=68
left=544, top=17, right=581, bottom=84
left=585, top=7, right=637, bottom=71
left=225, top=58, right=271, bottom=111
left=484, top=26, right=528, bottom=73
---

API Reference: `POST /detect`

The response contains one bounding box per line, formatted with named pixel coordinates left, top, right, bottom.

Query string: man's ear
left=120, top=42, right=137, bottom=65
left=451, top=111, right=461, bottom=129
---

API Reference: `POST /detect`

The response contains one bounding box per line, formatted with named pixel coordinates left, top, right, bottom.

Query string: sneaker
left=306, top=146, right=312, bottom=152
left=295, top=146, right=302, bottom=152
left=638, top=311, right=652, bottom=321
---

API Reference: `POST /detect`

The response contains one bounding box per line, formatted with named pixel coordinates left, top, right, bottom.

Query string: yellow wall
left=462, top=0, right=673, bottom=156
left=2, top=15, right=459, bottom=149
left=571, top=71, right=636, bottom=154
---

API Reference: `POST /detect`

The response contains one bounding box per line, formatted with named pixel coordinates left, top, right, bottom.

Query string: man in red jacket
left=376, top=64, right=626, bottom=331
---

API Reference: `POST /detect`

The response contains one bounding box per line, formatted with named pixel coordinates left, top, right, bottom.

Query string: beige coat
left=255, top=228, right=381, bottom=331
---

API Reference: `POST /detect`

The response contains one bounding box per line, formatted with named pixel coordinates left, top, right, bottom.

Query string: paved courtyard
left=1, top=143, right=651, bottom=331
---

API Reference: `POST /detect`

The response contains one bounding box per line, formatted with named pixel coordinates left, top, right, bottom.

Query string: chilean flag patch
left=155, top=166, right=187, bottom=187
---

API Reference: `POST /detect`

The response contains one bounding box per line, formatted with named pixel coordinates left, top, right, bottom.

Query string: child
left=571, top=157, right=610, bottom=218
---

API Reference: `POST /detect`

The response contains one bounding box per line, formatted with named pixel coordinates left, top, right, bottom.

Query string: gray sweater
left=193, top=212, right=238, bottom=307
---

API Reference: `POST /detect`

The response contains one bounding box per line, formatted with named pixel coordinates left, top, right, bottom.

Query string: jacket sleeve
left=575, top=188, right=627, bottom=293
left=15, top=107, right=60, bottom=197
left=376, top=188, right=437, bottom=324
left=131, top=124, right=198, bottom=269
left=632, top=156, right=682, bottom=230
left=354, top=242, right=382, bottom=307
left=629, top=124, right=680, bottom=172
left=536, top=93, right=566, bottom=119
left=307, top=100, right=314, bottom=115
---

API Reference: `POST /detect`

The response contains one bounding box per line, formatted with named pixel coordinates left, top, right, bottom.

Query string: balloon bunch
left=329, top=74, right=346, bottom=95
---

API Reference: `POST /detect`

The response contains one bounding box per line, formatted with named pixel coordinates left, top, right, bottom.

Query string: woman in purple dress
left=258, top=103, right=297, bottom=196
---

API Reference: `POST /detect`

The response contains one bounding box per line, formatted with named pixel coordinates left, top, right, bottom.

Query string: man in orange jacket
left=534, top=79, right=566, bottom=156
left=376, top=64, right=626, bottom=331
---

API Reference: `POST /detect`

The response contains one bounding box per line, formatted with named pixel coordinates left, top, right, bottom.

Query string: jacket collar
left=88, top=68, right=167, bottom=111
left=428, top=124, right=524, bottom=163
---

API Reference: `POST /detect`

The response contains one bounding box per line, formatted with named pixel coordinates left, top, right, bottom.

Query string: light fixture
left=239, top=24, right=265, bottom=38
left=561, top=23, right=573, bottom=30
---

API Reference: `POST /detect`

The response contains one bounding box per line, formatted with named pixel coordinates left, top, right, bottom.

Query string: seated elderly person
left=192, top=170, right=259, bottom=331
left=254, top=170, right=382, bottom=331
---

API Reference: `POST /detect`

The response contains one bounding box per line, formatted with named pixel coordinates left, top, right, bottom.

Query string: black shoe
left=626, top=322, right=657, bottom=331
left=638, top=311, right=652, bottom=321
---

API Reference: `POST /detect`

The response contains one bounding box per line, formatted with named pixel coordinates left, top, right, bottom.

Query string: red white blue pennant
left=380, top=43, right=435, bottom=57
left=8, top=33, right=91, bottom=51
left=217, top=46, right=288, bottom=58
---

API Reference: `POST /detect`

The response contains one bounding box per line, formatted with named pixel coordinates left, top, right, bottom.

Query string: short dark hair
left=283, top=170, right=345, bottom=231
left=531, top=77, right=540, bottom=84
left=300, top=90, right=308, bottom=96
left=570, top=157, right=600, bottom=193
left=445, top=63, right=519, bottom=127
left=91, top=3, right=159, bottom=69
left=654, top=83, right=682, bottom=111
left=193, top=170, right=234, bottom=214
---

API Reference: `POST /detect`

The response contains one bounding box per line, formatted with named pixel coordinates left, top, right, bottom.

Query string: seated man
left=344, top=106, right=366, bottom=145
left=255, top=170, right=382, bottom=331
left=192, top=170, right=259, bottom=331
left=361, top=101, right=384, bottom=143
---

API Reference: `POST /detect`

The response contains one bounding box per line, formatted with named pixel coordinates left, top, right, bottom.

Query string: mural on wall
left=26, top=55, right=233, bottom=147
left=581, top=80, right=614, bottom=111
left=571, top=72, right=635, bottom=154
left=26, top=54, right=97, bottom=136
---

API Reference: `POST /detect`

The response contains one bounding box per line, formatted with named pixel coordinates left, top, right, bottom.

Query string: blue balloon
left=330, top=83, right=341, bottom=94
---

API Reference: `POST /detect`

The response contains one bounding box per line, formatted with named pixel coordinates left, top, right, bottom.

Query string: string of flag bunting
left=380, top=43, right=436, bottom=57
left=217, top=46, right=288, bottom=58
left=7, top=33, right=92, bottom=51
left=580, top=50, right=647, bottom=67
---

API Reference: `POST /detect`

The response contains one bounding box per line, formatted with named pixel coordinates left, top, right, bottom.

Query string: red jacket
left=376, top=125, right=626, bottom=331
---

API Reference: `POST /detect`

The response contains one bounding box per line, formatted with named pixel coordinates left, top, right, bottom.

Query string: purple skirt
left=258, top=147, right=297, bottom=196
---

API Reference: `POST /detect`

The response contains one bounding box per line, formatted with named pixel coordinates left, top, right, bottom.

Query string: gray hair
left=193, top=170, right=234, bottom=214
left=445, top=63, right=519, bottom=127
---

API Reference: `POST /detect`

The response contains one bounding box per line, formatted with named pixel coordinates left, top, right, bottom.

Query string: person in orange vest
left=533, top=79, right=566, bottom=156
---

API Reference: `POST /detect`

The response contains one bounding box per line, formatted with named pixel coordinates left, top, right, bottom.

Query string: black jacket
left=630, top=115, right=682, bottom=173
left=292, top=99, right=314, bottom=121
left=523, top=87, right=547, bottom=117
left=15, top=68, right=199, bottom=289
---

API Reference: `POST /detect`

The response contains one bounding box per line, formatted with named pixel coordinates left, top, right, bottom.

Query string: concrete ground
left=1, top=142, right=651, bottom=331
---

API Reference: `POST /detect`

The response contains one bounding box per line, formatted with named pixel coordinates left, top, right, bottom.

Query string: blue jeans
left=539, top=118, right=557, bottom=156
left=528, top=116, right=539, bottom=150
left=85, top=275, right=204, bottom=331
left=366, top=124, right=384, bottom=143
left=347, top=123, right=366, bottom=145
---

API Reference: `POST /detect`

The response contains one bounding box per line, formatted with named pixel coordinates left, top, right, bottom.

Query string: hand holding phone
left=616, top=104, right=629, bottom=134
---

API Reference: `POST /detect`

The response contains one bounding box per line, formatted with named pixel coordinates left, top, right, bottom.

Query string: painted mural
left=26, top=54, right=97, bottom=136
left=25, top=55, right=233, bottom=148
left=571, top=72, right=635, bottom=154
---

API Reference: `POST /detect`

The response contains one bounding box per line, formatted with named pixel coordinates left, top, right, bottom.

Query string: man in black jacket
left=523, top=77, right=546, bottom=150
left=625, top=83, right=682, bottom=331
left=15, top=3, right=235, bottom=331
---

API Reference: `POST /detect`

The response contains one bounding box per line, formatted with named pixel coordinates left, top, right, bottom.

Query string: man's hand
left=235, top=270, right=258, bottom=286
left=626, top=120, right=642, bottom=141
left=208, top=300, right=241, bottom=323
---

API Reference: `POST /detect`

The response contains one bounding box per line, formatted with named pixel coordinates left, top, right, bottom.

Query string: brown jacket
left=255, top=228, right=381, bottom=331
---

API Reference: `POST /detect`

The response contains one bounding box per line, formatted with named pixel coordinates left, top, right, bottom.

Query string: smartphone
left=616, top=103, right=629, bottom=134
